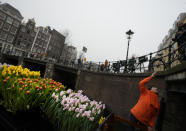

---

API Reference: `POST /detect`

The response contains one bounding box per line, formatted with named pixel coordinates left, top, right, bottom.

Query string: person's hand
left=147, top=126, right=153, bottom=131
left=151, top=71, right=157, bottom=78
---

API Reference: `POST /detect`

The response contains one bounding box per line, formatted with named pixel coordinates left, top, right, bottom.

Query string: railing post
left=18, top=52, right=25, bottom=66
left=98, top=62, right=100, bottom=72
left=44, top=62, right=54, bottom=78
left=74, top=70, right=81, bottom=90
left=148, top=53, right=152, bottom=72
left=172, top=49, right=175, bottom=65
left=168, top=45, right=172, bottom=69
left=124, top=61, right=127, bottom=73
left=108, top=61, right=110, bottom=72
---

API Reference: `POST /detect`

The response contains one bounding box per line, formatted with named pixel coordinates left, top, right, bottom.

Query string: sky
left=2, top=0, right=186, bottom=62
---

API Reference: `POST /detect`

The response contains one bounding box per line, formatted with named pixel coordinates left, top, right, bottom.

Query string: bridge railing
left=1, top=32, right=186, bottom=74
left=78, top=42, right=185, bottom=74
left=57, top=36, right=185, bottom=74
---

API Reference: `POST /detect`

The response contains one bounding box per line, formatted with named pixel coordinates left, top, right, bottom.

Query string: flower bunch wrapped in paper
left=42, top=89, right=105, bottom=131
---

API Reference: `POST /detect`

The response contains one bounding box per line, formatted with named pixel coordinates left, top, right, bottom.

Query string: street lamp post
left=125, top=29, right=134, bottom=72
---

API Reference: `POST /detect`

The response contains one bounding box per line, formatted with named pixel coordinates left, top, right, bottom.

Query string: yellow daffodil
left=98, top=116, right=105, bottom=125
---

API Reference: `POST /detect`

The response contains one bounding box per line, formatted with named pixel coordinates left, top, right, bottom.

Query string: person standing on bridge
left=104, top=59, right=109, bottom=71
left=129, top=71, right=160, bottom=131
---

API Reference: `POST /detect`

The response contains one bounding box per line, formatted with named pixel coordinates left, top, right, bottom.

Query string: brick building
left=0, top=3, right=23, bottom=54
left=47, top=29, right=65, bottom=61
left=60, top=44, right=77, bottom=64
left=29, top=26, right=51, bottom=58
left=13, top=18, right=36, bottom=56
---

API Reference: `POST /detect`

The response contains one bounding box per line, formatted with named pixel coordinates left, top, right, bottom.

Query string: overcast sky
left=2, top=0, right=186, bottom=62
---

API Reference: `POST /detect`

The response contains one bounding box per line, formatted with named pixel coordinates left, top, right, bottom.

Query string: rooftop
left=0, top=3, right=23, bottom=19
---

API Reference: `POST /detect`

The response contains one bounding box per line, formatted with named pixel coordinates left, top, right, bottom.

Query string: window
left=21, top=27, right=26, bottom=32
left=37, top=48, right=41, bottom=53
left=13, top=20, right=19, bottom=27
left=0, top=12, right=6, bottom=20
left=27, top=30, right=30, bottom=34
left=2, top=7, right=7, bottom=12
left=42, top=35, right=46, bottom=40
left=36, top=39, right=40, bottom=44
left=6, top=17, right=13, bottom=24
left=43, top=45, right=46, bottom=49
left=0, top=42, right=2, bottom=52
left=10, top=26, right=17, bottom=34
left=20, top=42, right=26, bottom=48
left=29, top=39, right=32, bottom=42
left=3, top=23, right=11, bottom=31
left=7, top=35, right=14, bottom=43
left=33, top=48, right=36, bottom=52
left=28, top=24, right=33, bottom=30
left=38, top=33, right=41, bottom=38
left=43, top=28, right=48, bottom=34
left=17, top=40, right=21, bottom=46
left=26, top=43, right=30, bottom=48
left=0, top=31, right=7, bottom=40
left=39, top=41, right=43, bottom=47
left=0, top=21, right=3, bottom=28
left=31, top=32, right=35, bottom=37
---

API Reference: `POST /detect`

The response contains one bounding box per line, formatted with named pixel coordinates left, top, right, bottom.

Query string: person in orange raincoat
left=129, top=71, right=160, bottom=131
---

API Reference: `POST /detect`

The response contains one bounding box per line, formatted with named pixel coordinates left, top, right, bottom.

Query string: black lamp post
left=125, top=29, right=134, bottom=72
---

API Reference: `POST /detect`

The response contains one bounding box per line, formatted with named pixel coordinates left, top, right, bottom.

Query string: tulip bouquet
left=0, top=64, right=65, bottom=113
left=42, top=89, right=106, bottom=131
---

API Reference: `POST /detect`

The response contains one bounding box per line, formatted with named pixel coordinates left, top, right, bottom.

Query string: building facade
left=60, top=44, right=77, bottom=64
left=47, top=29, right=65, bottom=61
left=29, top=26, right=51, bottom=58
left=13, top=18, right=36, bottom=56
left=155, top=12, right=186, bottom=71
left=0, top=2, right=78, bottom=64
left=0, top=3, right=23, bottom=54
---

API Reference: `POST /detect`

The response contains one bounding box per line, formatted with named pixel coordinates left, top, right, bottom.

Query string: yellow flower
left=2, top=70, right=6, bottom=77
left=29, top=72, right=33, bottom=76
left=25, top=73, right=28, bottom=77
left=98, top=116, right=105, bottom=125
left=8, top=71, right=11, bottom=75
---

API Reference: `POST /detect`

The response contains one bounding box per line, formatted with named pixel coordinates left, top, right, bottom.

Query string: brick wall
left=76, top=71, right=166, bottom=119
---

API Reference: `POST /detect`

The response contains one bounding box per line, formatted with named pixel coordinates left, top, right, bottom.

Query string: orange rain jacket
left=104, top=60, right=108, bottom=68
left=130, top=76, right=160, bottom=127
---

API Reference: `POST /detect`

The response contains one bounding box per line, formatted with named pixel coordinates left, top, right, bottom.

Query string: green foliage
left=0, top=65, right=105, bottom=130
left=42, top=98, right=98, bottom=131
left=42, top=90, right=105, bottom=131
left=0, top=65, right=65, bottom=113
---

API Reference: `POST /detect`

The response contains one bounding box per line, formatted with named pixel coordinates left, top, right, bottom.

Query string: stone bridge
left=1, top=54, right=186, bottom=131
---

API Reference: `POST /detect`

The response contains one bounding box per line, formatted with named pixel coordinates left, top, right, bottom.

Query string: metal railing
left=1, top=32, right=186, bottom=74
